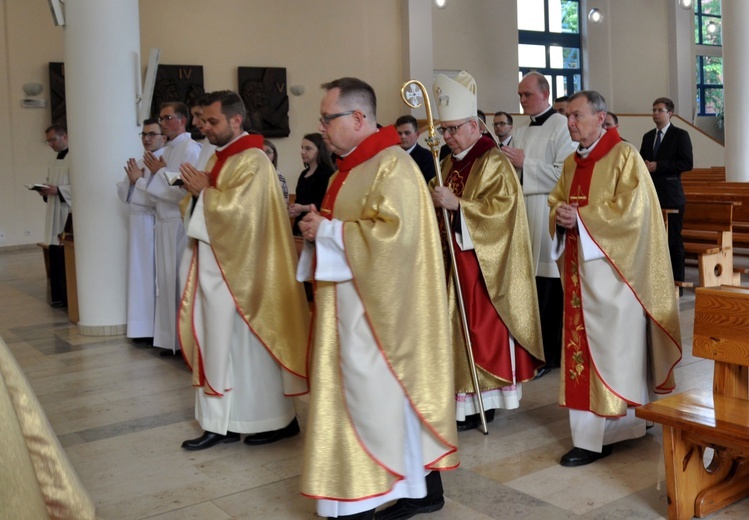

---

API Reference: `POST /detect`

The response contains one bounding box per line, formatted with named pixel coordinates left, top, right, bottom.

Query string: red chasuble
left=445, top=136, right=540, bottom=383
left=562, top=128, right=622, bottom=410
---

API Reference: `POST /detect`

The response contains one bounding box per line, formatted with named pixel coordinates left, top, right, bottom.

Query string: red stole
left=446, top=136, right=541, bottom=384
left=320, top=126, right=400, bottom=218
left=562, top=129, right=622, bottom=410
left=209, top=134, right=264, bottom=186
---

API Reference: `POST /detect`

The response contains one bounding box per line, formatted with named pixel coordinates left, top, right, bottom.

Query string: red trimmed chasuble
left=320, top=126, right=400, bottom=217
left=445, top=136, right=539, bottom=383
left=209, top=134, right=264, bottom=186
left=562, top=128, right=622, bottom=410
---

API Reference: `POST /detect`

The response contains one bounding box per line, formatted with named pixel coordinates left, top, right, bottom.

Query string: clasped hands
left=298, top=204, right=323, bottom=243
left=143, top=151, right=166, bottom=174
left=179, top=163, right=210, bottom=197
left=555, top=202, right=578, bottom=230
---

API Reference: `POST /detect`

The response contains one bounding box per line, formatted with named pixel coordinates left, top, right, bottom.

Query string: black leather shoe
left=181, top=431, right=240, bottom=450
left=376, top=471, right=444, bottom=519
left=560, top=445, right=613, bottom=467
left=374, top=497, right=444, bottom=520
left=160, top=349, right=181, bottom=357
left=533, top=366, right=552, bottom=380
left=456, top=408, right=495, bottom=432
left=330, top=509, right=375, bottom=520
left=244, top=418, right=300, bottom=445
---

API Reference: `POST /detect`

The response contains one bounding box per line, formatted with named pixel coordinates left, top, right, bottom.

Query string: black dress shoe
left=330, top=509, right=375, bottom=520
left=560, top=445, right=613, bottom=467
left=375, top=471, right=444, bottom=519
left=456, top=408, right=495, bottom=432
left=244, top=418, right=300, bottom=445
left=160, top=349, right=181, bottom=357
left=533, top=366, right=552, bottom=380
left=181, top=431, right=240, bottom=450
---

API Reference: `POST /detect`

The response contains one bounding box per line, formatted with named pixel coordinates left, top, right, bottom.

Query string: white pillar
left=723, top=0, right=749, bottom=181
left=401, top=0, right=434, bottom=120
left=64, top=0, right=142, bottom=334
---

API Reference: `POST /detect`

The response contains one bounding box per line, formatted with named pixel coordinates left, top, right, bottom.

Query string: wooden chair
left=637, top=286, right=749, bottom=519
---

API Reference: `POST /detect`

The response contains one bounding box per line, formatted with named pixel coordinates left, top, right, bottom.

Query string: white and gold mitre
left=433, top=70, right=477, bottom=122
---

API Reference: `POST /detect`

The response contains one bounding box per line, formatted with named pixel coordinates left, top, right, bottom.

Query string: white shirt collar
left=216, top=132, right=248, bottom=152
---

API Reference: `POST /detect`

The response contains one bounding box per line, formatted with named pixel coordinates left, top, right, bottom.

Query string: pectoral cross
left=569, top=186, right=587, bottom=204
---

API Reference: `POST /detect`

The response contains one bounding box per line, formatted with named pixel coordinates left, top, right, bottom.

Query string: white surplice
left=115, top=149, right=164, bottom=338
left=43, top=153, right=72, bottom=245
left=135, top=133, right=199, bottom=351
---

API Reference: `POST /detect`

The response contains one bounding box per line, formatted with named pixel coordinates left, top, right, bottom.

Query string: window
left=517, top=0, right=582, bottom=102
left=694, top=0, right=722, bottom=116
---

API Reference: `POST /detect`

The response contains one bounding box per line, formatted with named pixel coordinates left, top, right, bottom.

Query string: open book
left=25, top=183, right=49, bottom=191
left=162, top=171, right=183, bottom=186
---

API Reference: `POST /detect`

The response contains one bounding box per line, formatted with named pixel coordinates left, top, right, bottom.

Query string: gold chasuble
left=178, top=136, right=309, bottom=395
left=437, top=137, right=544, bottom=393
left=301, top=127, right=458, bottom=501
left=549, top=129, right=682, bottom=417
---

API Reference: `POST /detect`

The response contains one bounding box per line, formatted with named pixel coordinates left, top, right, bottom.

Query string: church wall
left=138, top=0, right=403, bottom=191
left=432, top=0, right=520, bottom=115
left=1, top=0, right=403, bottom=247
left=0, top=0, right=720, bottom=248
left=595, top=0, right=672, bottom=114
left=1, top=1, right=66, bottom=247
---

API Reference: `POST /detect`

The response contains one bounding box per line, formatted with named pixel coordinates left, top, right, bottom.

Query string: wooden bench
left=636, top=286, right=749, bottom=520
left=682, top=201, right=740, bottom=287
left=682, top=166, right=726, bottom=183
left=684, top=184, right=749, bottom=255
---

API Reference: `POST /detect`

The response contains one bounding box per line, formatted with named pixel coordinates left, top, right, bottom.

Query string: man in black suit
left=492, top=111, right=514, bottom=148
left=639, top=97, right=693, bottom=285
left=396, top=115, right=436, bottom=183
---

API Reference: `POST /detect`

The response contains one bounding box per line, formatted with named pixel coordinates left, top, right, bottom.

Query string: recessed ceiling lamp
left=588, top=8, right=604, bottom=24
left=435, top=0, right=447, bottom=8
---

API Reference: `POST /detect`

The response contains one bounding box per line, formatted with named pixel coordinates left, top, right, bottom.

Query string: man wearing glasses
left=37, top=123, right=72, bottom=308
left=431, top=71, right=544, bottom=434
left=297, top=77, right=458, bottom=520
left=117, top=118, right=166, bottom=341
left=135, top=102, right=200, bottom=355
left=492, top=111, right=514, bottom=148
left=639, top=97, right=693, bottom=289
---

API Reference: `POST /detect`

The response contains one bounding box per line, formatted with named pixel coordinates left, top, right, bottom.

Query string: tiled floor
left=3, top=246, right=749, bottom=519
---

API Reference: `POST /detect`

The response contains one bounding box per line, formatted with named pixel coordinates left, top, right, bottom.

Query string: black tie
left=653, top=130, right=662, bottom=157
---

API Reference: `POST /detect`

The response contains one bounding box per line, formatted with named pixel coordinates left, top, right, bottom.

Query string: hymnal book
left=163, top=171, right=183, bottom=186
left=25, top=183, right=49, bottom=191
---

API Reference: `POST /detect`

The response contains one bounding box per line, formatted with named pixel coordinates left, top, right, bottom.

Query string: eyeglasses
left=140, top=132, right=163, bottom=138
left=158, top=115, right=180, bottom=123
left=437, top=120, right=471, bottom=136
left=493, top=122, right=510, bottom=127
left=319, top=111, right=355, bottom=127
left=652, top=108, right=669, bottom=114
left=45, top=135, right=62, bottom=144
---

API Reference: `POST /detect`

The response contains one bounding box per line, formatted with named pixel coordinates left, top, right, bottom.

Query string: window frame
left=518, top=0, right=583, bottom=101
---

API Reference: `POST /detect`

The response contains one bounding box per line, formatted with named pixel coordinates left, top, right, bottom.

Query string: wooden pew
left=683, top=184, right=749, bottom=255
left=637, top=286, right=749, bottom=520
left=682, top=201, right=739, bottom=287
left=682, top=166, right=726, bottom=183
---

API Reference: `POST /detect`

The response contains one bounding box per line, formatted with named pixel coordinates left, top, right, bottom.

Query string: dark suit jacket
left=409, top=143, right=436, bottom=184
left=640, top=124, right=693, bottom=208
